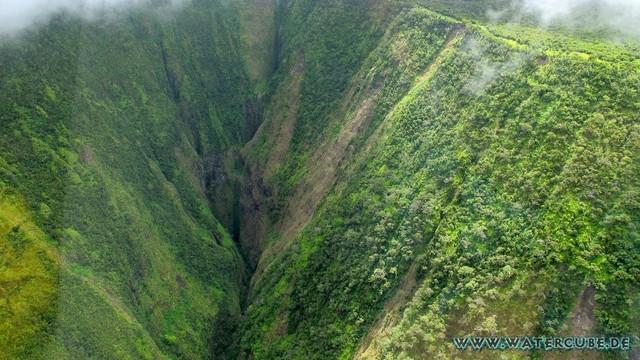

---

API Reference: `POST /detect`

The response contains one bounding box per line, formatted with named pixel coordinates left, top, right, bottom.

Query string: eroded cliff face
left=2, top=0, right=640, bottom=359
left=232, top=2, right=640, bottom=359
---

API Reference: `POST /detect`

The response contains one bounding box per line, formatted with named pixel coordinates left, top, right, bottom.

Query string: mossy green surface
left=235, top=3, right=640, bottom=359
left=1, top=1, right=252, bottom=358
left=1, top=0, right=639, bottom=359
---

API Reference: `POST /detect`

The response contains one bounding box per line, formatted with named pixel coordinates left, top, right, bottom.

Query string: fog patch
left=462, top=38, right=529, bottom=96
left=0, top=0, right=185, bottom=36
left=464, top=58, right=528, bottom=95
left=489, top=0, right=640, bottom=39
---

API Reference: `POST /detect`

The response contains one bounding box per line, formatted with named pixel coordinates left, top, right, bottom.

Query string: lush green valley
left=0, top=1, right=260, bottom=357
left=1, top=0, right=639, bottom=359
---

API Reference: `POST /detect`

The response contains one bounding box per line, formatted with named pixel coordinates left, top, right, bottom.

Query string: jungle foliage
left=1, top=0, right=639, bottom=359
left=0, top=1, right=253, bottom=358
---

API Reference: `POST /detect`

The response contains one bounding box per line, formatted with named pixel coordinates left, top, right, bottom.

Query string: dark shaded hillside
left=0, top=1, right=271, bottom=358
left=1, top=0, right=639, bottom=359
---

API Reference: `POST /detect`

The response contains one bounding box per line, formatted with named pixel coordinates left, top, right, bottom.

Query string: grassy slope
left=0, top=1, right=257, bottom=358
left=236, top=2, right=640, bottom=359
left=0, top=185, right=58, bottom=358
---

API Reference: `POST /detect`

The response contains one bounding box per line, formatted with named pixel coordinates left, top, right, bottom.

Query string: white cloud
left=521, top=0, right=640, bottom=37
left=0, top=0, right=183, bottom=35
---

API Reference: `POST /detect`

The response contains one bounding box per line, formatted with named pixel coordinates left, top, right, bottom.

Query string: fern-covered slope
left=236, top=3, right=640, bottom=359
left=0, top=1, right=268, bottom=358
left=1, top=0, right=639, bottom=359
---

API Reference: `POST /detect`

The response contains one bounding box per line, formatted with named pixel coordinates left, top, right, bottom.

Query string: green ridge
left=1, top=1, right=639, bottom=359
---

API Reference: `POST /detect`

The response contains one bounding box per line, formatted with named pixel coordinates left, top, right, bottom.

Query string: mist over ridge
left=0, top=0, right=184, bottom=35
left=3, top=0, right=640, bottom=39
left=522, top=0, right=640, bottom=22
left=513, top=0, right=640, bottom=38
